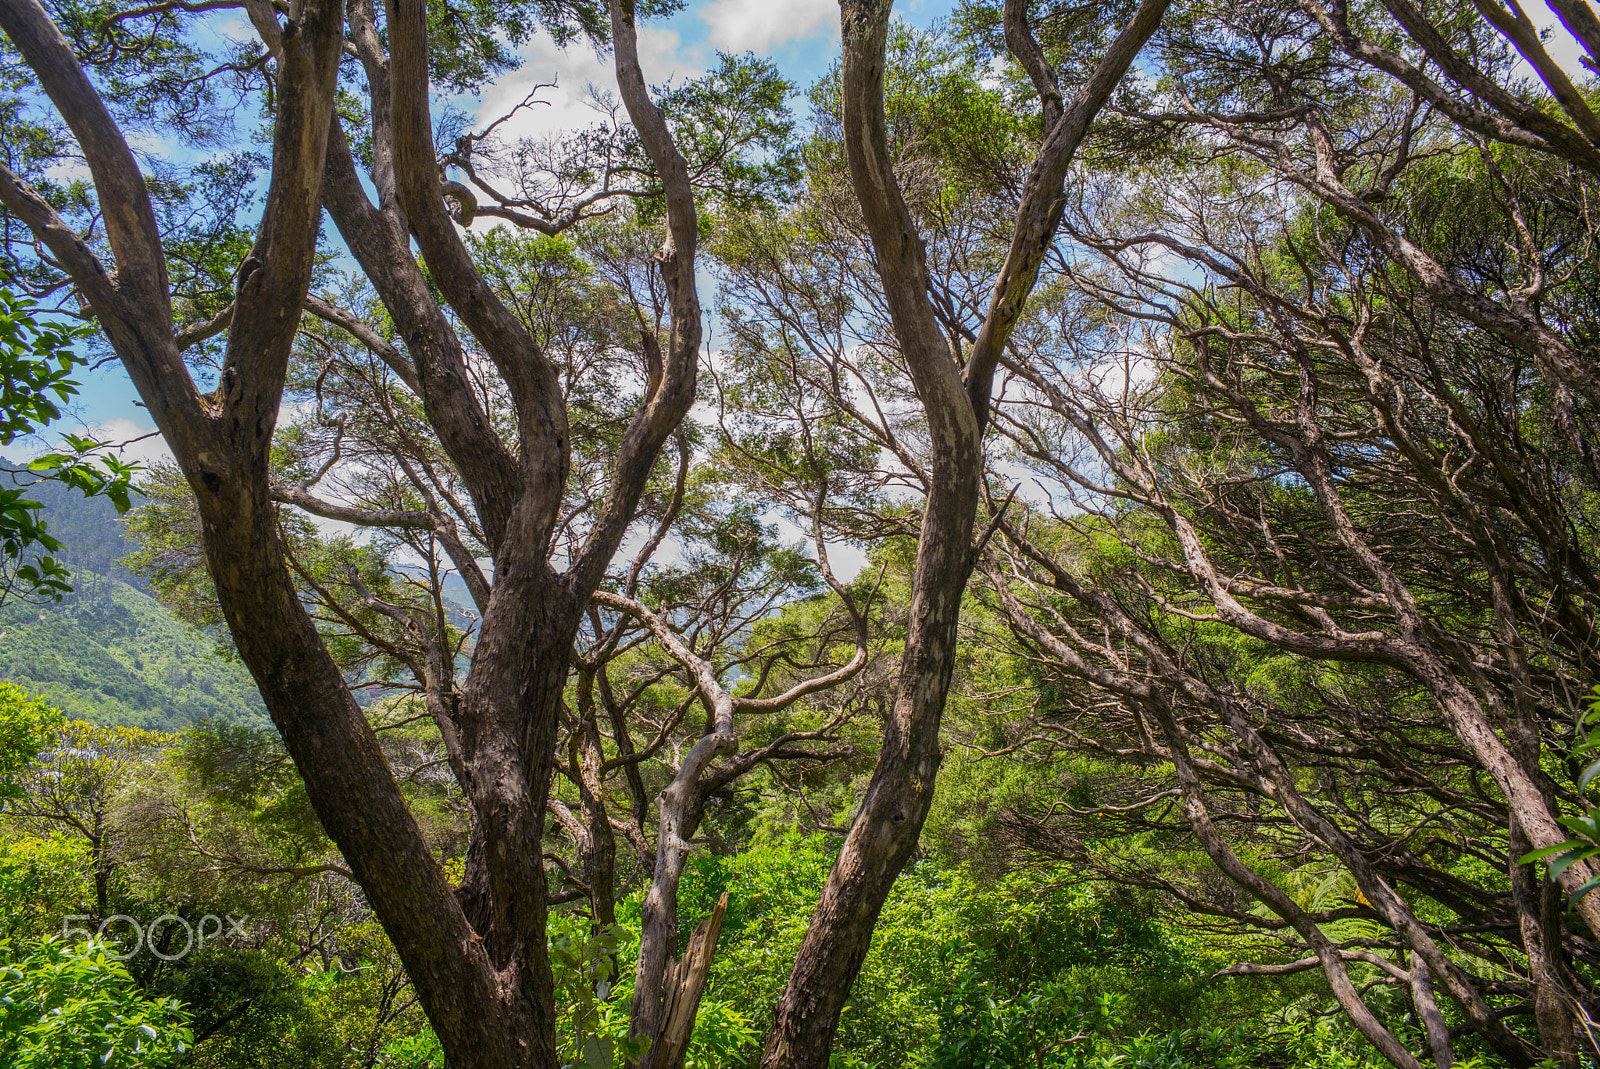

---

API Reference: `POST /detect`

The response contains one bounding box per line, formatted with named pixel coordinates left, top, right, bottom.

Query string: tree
left=0, top=285, right=136, bottom=603
left=9, top=719, right=174, bottom=917
left=0, top=692, right=192, bottom=1069
left=700, top=1, right=1172, bottom=1062
left=0, top=0, right=863, bottom=1065
left=0, top=681, right=61, bottom=796
left=959, top=0, right=1600, bottom=1063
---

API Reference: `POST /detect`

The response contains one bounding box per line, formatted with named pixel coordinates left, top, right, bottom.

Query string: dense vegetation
left=0, top=679, right=1408, bottom=1068
left=0, top=577, right=270, bottom=730
left=2, top=0, right=1600, bottom=1065
left=0, top=471, right=269, bottom=730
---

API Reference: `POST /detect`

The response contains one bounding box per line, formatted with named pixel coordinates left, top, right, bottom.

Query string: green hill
left=0, top=573, right=270, bottom=731
left=0, top=459, right=269, bottom=731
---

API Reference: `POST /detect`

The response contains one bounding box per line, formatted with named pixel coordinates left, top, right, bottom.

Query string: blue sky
left=46, top=0, right=959, bottom=466
left=46, top=0, right=1592, bottom=465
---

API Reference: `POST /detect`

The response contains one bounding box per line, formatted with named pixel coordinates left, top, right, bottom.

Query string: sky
left=41, top=0, right=958, bottom=469
left=29, top=0, right=1594, bottom=469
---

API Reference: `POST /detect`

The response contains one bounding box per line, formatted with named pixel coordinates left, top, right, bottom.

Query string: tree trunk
left=651, top=893, right=729, bottom=1069
left=575, top=669, right=620, bottom=933
left=201, top=468, right=543, bottom=1068
left=761, top=0, right=1168, bottom=1059
left=761, top=5, right=982, bottom=1064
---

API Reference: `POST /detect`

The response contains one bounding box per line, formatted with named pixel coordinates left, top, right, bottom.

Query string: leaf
left=1519, top=843, right=1577, bottom=864
left=1566, top=875, right=1600, bottom=909
left=1547, top=846, right=1599, bottom=881
left=1579, top=759, right=1600, bottom=795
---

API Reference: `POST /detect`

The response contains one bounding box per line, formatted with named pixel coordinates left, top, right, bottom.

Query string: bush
left=0, top=938, right=191, bottom=1069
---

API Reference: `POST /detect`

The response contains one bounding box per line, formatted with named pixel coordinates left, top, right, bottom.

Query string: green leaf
left=1519, top=843, right=1577, bottom=864
left=1578, top=759, right=1600, bottom=795
left=1566, top=875, right=1600, bottom=909
left=1547, top=846, right=1599, bottom=881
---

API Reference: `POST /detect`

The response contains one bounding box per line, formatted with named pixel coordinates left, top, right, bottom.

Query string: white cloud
left=3, top=418, right=172, bottom=468
left=87, top=419, right=174, bottom=468
left=700, top=0, right=836, bottom=53
left=475, top=26, right=698, bottom=145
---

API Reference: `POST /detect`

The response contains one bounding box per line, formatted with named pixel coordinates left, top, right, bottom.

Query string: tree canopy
left=2, top=0, right=1600, bottom=1066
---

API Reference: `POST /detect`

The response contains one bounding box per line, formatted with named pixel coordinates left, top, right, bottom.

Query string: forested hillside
left=0, top=459, right=143, bottom=584
left=0, top=461, right=268, bottom=730
left=0, top=578, right=269, bottom=730
left=2, top=0, right=1600, bottom=1065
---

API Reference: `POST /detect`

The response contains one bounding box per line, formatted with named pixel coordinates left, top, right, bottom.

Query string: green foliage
left=0, top=682, right=63, bottom=798
left=0, top=289, right=137, bottom=603
left=163, top=938, right=434, bottom=1069
left=547, top=918, right=648, bottom=1069
left=0, top=692, right=453, bottom=1069
left=654, top=52, right=801, bottom=217
left=0, top=835, right=91, bottom=942
left=424, top=0, right=609, bottom=92
left=124, top=722, right=447, bottom=1069
left=0, top=574, right=269, bottom=731
left=177, top=718, right=295, bottom=806
left=30, top=440, right=140, bottom=517
left=121, top=461, right=227, bottom=641
left=0, top=722, right=192, bottom=1066
left=661, top=824, right=1399, bottom=1069
left=21, top=719, right=176, bottom=821
left=0, top=460, right=143, bottom=582
left=370, top=909, right=758, bottom=1069
left=10, top=718, right=178, bottom=916
left=380, top=1030, right=448, bottom=1068
left=806, top=20, right=1031, bottom=208
left=0, top=289, right=85, bottom=447
left=1520, top=687, right=1600, bottom=904
left=0, top=938, right=192, bottom=1069
left=931, top=968, right=1377, bottom=1069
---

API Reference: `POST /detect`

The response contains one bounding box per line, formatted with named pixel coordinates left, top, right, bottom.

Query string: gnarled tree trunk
left=761, top=0, right=1170, bottom=1063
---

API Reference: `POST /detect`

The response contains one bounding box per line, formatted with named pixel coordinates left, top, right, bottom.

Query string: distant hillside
left=0, top=573, right=270, bottom=731
left=1, top=458, right=146, bottom=587
left=0, top=459, right=269, bottom=731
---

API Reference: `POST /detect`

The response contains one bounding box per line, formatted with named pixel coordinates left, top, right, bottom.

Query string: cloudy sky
left=36, top=0, right=957, bottom=467
left=34, top=0, right=1592, bottom=467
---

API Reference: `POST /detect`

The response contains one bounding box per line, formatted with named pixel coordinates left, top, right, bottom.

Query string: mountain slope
left=1, top=457, right=146, bottom=586
left=0, top=459, right=269, bottom=730
left=0, top=575, right=270, bottom=731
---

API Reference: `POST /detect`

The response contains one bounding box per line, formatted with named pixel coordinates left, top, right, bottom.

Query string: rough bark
left=760, top=1, right=1167, bottom=1064
left=0, top=0, right=546, bottom=1064
left=759, top=5, right=980, bottom=1062
left=0, top=0, right=711, bottom=1061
